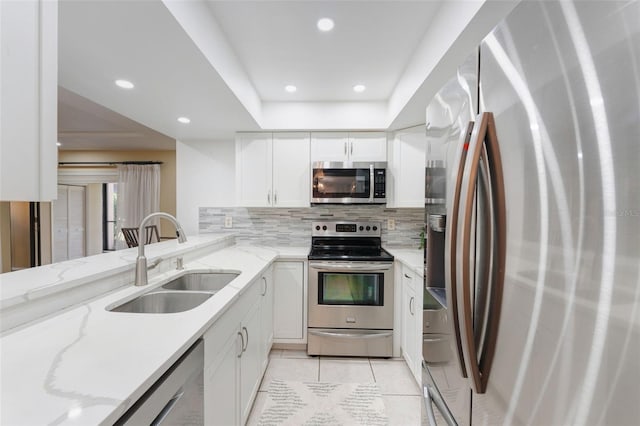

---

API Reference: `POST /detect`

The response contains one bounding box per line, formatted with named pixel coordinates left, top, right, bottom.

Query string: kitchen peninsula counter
left=0, top=238, right=306, bottom=425
left=384, top=246, right=424, bottom=277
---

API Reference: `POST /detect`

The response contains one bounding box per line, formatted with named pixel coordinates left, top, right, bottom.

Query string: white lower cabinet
left=260, top=267, right=274, bottom=370
left=239, top=298, right=262, bottom=424
left=204, top=329, right=241, bottom=425
left=273, top=261, right=306, bottom=343
left=400, top=264, right=423, bottom=384
left=204, top=268, right=273, bottom=425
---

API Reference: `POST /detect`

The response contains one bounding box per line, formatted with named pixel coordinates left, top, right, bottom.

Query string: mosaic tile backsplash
left=199, top=206, right=424, bottom=247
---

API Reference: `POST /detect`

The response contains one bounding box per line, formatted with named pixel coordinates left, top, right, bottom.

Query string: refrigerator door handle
left=474, top=145, right=494, bottom=358
left=459, top=112, right=507, bottom=394
left=445, top=121, right=474, bottom=379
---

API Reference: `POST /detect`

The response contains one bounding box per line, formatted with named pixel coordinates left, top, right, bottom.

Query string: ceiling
left=58, top=87, right=175, bottom=150
left=58, top=0, right=517, bottom=150
left=206, top=1, right=440, bottom=102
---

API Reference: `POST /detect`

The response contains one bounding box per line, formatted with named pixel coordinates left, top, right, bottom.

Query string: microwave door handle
left=369, top=164, right=374, bottom=202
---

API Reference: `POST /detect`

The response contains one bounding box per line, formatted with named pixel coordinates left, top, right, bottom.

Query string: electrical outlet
left=224, top=215, right=233, bottom=228
left=387, top=218, right=396, bottom=231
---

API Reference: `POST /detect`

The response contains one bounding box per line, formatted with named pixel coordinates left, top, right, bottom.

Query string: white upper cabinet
left=1, top=0, right=58, bottom=201
left=236, top=133, right=273, bottom=207
left=348, top=132, right=387, bottom=162
left=388, top=127, right=426, bottom=207
left=310, top=132, right=349, bottom=162
left=272, top=133, right=311, bottom=207
left=236, top=132, right=310, bottom=207
left=311, top=132, right=387, bottom=162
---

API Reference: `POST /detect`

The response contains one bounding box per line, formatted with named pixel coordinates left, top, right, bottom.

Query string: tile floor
left=247, top=349, right=427, bottom=425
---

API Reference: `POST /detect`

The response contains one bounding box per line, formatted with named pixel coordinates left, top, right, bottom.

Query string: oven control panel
left=312, top=221, right=382, bottom=237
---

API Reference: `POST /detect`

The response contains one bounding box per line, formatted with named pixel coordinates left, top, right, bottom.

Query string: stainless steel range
left=307, top=221, right=394, bottom=357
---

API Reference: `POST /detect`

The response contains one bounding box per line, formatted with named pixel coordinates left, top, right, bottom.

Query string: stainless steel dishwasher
left=116, top=340, right=204, bottom=425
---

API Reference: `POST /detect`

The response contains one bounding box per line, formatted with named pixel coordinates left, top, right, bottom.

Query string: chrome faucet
left=135, top=212, right=187, bottom=286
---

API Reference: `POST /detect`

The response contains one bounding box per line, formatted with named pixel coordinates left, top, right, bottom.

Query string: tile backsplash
left=199, top=206, right=424, bottom=247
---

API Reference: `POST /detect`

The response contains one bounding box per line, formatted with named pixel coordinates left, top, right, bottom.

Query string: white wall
left=176, top=140, right=235, bottom=235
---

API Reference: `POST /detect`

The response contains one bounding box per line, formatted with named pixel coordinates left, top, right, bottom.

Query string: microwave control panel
left=374, top=169, right=386, bottom=198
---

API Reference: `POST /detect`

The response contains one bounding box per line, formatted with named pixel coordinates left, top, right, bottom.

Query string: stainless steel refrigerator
left=422, top=1, right=640, bottom=424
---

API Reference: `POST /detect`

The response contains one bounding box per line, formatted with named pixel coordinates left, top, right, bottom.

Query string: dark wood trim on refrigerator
left=460, top=112, right=506, bottom=394
left=448, top=121, right=475, bottom=379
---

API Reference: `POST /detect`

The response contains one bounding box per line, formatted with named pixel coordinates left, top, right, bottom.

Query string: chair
left=121, top=225, right=160, bottom=248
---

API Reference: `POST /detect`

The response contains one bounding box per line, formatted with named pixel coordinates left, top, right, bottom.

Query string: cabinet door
left=401, top=270, right=418, bottom=379
left=348, top=132, right=387, bottom=162
left=240, top=298, right=262, bottom=425
left=390, top=129, right=426, bottom=207
left=260, top=267, right=274, bottom=369
left=310, top=132, right=349, bottom=162
left=272, top=133, right=310, bottom=207
left=236, top=133, right=273, bottom=206
left=1, top=0, right=57, bottom=201
left=273, top=261, right=305, bottom=341
left=204, top=330, right=241, bottom=426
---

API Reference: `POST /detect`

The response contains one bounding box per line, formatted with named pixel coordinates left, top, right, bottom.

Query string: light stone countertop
left=0, top=234, right=235, bottom=309
left=0, top=242, right=309, bottom=425
left=385, top=246, right=424, bottom=277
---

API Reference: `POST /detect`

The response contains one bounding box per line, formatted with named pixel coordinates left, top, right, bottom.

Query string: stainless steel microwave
left=311, top=161, right=387, bottom=204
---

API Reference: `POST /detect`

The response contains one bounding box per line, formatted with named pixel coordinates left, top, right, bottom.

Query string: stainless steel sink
left=161, top=272, right=240, bottom=293
left=110, top=291, right=213, bottom=314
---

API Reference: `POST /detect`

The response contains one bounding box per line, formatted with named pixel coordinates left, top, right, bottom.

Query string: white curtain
left=115, top=164, right=160, bottom=249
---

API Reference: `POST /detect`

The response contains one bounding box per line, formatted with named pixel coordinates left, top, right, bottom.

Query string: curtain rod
left=58, top=161, right=163, bottom=166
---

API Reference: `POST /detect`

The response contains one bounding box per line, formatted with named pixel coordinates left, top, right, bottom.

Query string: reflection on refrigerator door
left=422, top=1, right=640, bottom=425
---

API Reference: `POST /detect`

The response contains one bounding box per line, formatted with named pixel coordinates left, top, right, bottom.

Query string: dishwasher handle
left=151, top=390, right=184, bottom=425
left=115, top=340, right=204, bottom=425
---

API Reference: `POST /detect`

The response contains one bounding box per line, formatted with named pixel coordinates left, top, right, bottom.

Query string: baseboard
left=272, top=342, right=307, bottom=351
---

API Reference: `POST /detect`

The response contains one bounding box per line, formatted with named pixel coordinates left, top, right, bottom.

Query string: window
left=102, top=183, right=118, bottom=251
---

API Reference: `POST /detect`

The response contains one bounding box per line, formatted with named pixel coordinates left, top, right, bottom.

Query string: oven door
left=308, top=261, right=394, bottom=329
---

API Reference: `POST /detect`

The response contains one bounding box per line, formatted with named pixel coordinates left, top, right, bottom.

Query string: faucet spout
left=134, top=212, right=187, bottom=286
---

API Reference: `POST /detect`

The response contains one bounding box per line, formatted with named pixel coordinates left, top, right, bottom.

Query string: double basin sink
left=110, top=272, right=240, bottom=314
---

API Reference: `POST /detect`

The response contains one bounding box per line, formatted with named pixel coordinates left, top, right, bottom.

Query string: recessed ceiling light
left=177, top=117, right=191, bottom=124
left=285, top=85, right=297, bottom=93
left=317, top=18, right=334, bottom=32
left=353, top=84, right=366, bottom=93
left=56, top=142, right=62, bottom=147
left=115, top=79, right=134, bottom=89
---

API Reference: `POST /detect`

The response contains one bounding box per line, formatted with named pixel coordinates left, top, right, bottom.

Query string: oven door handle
left=309, top=262, right=393, bottom=271
left=308, top=330, right=393, bottom=339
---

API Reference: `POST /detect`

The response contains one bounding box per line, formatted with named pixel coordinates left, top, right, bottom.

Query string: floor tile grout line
left=368, top=357, right=377, bottom=383
left=382, top=392, right=423, bottom=397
